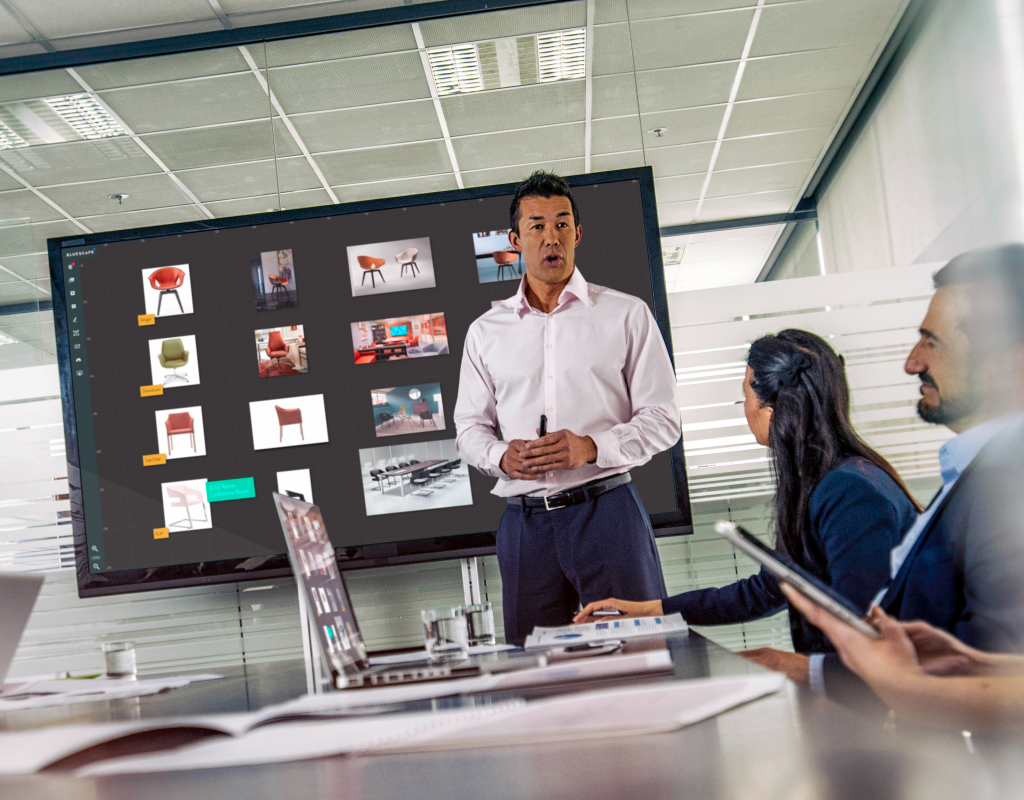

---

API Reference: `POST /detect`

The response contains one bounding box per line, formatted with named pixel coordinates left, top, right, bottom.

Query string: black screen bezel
left=50, top=167, right=692, bottom=598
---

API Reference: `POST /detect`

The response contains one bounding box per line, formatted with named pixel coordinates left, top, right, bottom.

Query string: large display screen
left=52, top=168, right=691, bottom=596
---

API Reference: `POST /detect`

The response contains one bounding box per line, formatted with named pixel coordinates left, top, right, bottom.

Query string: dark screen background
left=68, top=179, right=681, bottom=572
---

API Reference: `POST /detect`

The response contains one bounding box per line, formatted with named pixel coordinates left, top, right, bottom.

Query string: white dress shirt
left=454, top=267, right=681, bottom=498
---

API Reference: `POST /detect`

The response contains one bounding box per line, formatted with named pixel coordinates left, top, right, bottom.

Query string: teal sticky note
left=206, top=477, right=256, bottom=502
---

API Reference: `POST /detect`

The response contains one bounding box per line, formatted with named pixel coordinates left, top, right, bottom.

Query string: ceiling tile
left=751, top=0, right=903, bottom=57
left=177, top=157, right=320, bottom=202
left=635, top=62, right=737, bottom=113
left=265, top=24, right=416, bottom=67
left=0, top=169, right=21, bottom=191
left=0, top=188, right=65, bottom=223
left=727, top=88, right=853, bottom=138
left=419, top=2, right=586, bottom=47
left=644, top=140, right=715, bottom=177
left=12, top=0, right=217, bottom=40
left=696, top=188, right=799, bottom=221
left=706, top=159, right=814, bottom=198
left=101, top=73, right=270, bottom=134
left=76, top=48, right=250, bottom=90
left=0, top=69, right=84, bottom=103
left=629, top=7, right=754, bottom=71
left=269, top=53, right=429, bottom=114
left=1, top=138, right=161, bottom=187
left=716, top=127, right=832, bottom=170
left=453, top=123, right=584, bottom=171
left=655, top=173, right=705, bottom=204
left=0, top=43, right=48, bottom=59
left=592, top=73, right=639, bottom=119
left=592, top=116, right=642, bottom=155
left=592, top=22, right=635, bottom=77
left=738, top=44, right=877, bottom=100
left=594, top=0, right=627, bottom=24
left=463, top=159, right=584, bottom=189
left=0, top=4, right=31, bottom=45
left=0, top=250, right=47, bottom=281
left=316, top=140, right=451, bottom=185
left=642, top=104, right=725, bottom=147
left=0, top=282, right=48, bottom=307
left=682, top=229, right=781, bottom=261
left=40, top=173, right=195, bottom=217
left=29, top=219, right=84, bottom=253
left=590, top=151, right=645, bottom=172
left=627, top=0, right=756, bottom=19
left=139, top=118, right=300, bottom=171
left=293, top=100, right=441, bottom=152
left=332, top=174, right=459, bottom=203
left=442, top=82, right=584, bottom=137
left=280, top=188, right=334, bottom=211
left=77, top=204, right=207, bottom=232
left=657, top=200, right=698, bottom=227
left=204, top=194, right=284, bottom=218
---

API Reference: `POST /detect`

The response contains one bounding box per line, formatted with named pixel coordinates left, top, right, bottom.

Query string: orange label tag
left=153, top=528, right=169, bottom=539
left=142, top=453, right=166, bottom=466
left=138, top=314, right=155, bottom=326
left=140, top=384, right=163, bottom=397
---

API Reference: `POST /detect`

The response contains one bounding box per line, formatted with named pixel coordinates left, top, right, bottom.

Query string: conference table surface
left=1, top=631, right=1020, bottom=799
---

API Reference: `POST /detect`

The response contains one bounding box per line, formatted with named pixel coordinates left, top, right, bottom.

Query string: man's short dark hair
left=933, top=243, right=1024, bottom=346
left=510, top=171, right=580, bottom=234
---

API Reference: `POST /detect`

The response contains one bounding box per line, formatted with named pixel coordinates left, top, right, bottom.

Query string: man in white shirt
left=454, top=172, right=681, bottom=644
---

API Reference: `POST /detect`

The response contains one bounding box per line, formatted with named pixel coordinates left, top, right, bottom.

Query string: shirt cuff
left=808, top=653, right=826, bottom=696
left=487, top=442, right=510, bottom=477
left=589, top=430, right=622, bottom=469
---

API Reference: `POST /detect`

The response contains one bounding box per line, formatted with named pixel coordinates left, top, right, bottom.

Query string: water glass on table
left=421, top=607, right=469, bottom=661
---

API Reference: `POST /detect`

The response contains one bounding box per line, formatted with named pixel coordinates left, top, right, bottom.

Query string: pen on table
left=539, top=414, right=547, bottom=437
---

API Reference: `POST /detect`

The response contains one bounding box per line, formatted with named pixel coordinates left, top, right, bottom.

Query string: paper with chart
left=524, top=613, right=688, bottom=649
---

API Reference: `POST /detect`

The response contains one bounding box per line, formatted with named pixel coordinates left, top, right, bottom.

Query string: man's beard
left=916, top=373, right=982, bottom=425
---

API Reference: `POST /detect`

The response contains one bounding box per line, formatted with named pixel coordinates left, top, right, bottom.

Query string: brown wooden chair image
left=164, top=412, right=195, bottom=454
left=493, top=250, right=520, bottom=281
left=357, top=256, right=386, bottom=288
left=268, top=274, right=290, bottom=307
left=265, top=330, right=289, bottom=375
left=275, top=405, right=304, bottom=442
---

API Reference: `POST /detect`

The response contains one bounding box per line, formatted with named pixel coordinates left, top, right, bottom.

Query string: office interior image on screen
left=351, top=313, right=448, bottom=364
left=473, top=230, right=522, bottom=284
left=58, top=177, right=684, bottom=578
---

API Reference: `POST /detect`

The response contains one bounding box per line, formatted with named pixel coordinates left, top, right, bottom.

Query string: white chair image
left=395, top=247, right=419, bottom=277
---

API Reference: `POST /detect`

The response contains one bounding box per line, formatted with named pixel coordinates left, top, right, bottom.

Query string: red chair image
left=147, top=267, right=185, bottom=315
left=265, top=331, right=290, bottom=375
left=357, top=256, right=386, bottom=288
left=354, top=349, right=376, bottom=365
left=268, top=274, right=290, bottom=307
left=164, top=412, right=195, bottom=454
left=395, top=247, right=419, bottom=277
left=165, top=484, right=208, bottom=529
left=275, top=405, right=304, bottom=442
left=493, top=251, right=520, bottom=281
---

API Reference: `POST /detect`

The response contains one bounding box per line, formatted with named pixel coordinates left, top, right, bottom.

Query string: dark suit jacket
left=823, top=419, right=1024, bottom=704
left=662, top=458, right=918, bottom=653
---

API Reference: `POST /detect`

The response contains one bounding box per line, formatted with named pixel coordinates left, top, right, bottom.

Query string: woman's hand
left=900, top=620, right=984, bottom=676
left=573, top=598, right=663, bottom=624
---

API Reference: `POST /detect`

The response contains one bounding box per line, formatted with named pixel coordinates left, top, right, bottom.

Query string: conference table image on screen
left=0, top=630, right=1000, bottom=799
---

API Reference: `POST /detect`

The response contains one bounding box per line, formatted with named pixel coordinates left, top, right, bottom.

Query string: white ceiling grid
left=0, top=0, right=908, bottom=324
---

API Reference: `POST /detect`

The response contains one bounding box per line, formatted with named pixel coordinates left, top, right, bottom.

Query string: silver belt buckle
left=543, top=494, right=565, bottom=511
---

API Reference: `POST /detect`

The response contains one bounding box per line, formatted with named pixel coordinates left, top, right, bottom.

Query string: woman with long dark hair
left=575, top=329, right=921, bottom=669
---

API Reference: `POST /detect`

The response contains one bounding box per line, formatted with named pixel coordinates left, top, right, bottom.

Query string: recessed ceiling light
left=428, top=44, right=484, bottom=96
left=0, top=121, right=28, bottom=150
left=662, top=246, right=685, bottom=266
left=537, top=28, right=586, bottom=83
left=0, top=331, right=17, bottom=346
left=43, top=94, right=126, bottom=140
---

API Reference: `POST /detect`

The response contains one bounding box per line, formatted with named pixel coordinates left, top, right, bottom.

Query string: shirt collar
left=506, top=267, right=591, bottom=318
left=937, top=411, right=1024, bottom=485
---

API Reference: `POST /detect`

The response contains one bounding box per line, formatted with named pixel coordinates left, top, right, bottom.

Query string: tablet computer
left=713, top=520, right=881, bottom=639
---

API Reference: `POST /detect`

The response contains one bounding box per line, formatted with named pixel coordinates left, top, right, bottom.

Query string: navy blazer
left=824, top=420, right=1024, bottom=703
left=663, top=458, right=918, bottom=653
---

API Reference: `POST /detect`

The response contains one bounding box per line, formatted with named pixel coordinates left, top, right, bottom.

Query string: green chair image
left=158, top=338, right=190, bottom=386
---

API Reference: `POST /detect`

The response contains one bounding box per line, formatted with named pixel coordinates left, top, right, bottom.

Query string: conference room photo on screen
left=255, top=324, right=307, bottom=377
left=148, top=335, right=201, bottom=388
left=249, top=393, right=329, bottom=450
left=351, top=313, right=448, bottom=365
left=346, top=236, right=436, bottom=297
left=359, top=439, right=471, bottom=517
left=141, top=264, right=194, bottom=317
left=473, top=231, right=522, bottom=284
left=371, top=383, right=445, bottom=437
left=277, top=468, right=313, bottom=504
left=161, top=478, right=211, bottom=532
left=251, top=248, right=298, bottom=310
left=154, top=405, right=206, bottom=459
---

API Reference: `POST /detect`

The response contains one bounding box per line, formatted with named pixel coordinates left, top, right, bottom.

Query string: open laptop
left=0, top=573, right=44, bottom=685
left=273, top=493, right=486, bottom=689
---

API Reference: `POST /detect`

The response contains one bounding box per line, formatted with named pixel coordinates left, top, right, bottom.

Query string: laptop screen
left=273, top=493, right=368, bottom=675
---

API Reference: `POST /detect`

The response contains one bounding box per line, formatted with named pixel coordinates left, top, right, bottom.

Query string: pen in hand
left=539, top=414, right=547, bottom=438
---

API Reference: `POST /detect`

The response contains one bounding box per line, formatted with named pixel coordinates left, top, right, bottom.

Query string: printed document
left=524, top=613, right=688, bottom=649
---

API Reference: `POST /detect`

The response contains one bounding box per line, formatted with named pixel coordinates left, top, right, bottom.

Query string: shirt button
left=548, top=407, right=553, bottom=412
left=547, top=376, right=552, bottom=380
left=546, top=344, right=552, bottom=349
left=548, top=472, right=554, bottom=477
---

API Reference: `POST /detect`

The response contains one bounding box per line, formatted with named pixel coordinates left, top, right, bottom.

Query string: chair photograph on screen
left=473, top=231, right=521, bottom=284
left=371, top=383, right=445, bottom=437
left=255, top=325, right=307, bottom=377
left=153, top=405, right=206, bottom=460
left=161, top=478, right=211, bottom=532
left=346, top=237, right=436, bottom=297
left=141, top=264, right=193, bottom=317
left=148, top=335, right=201, bottom=389
left=251, top=249, right=297, bottom=310
left=359, top=439, right=472, bottom=517
left=277, top=468, right=313, bottom=503
left=351, top=313, right=448, bottom=365
left=248, top=394, right=329, bottom=450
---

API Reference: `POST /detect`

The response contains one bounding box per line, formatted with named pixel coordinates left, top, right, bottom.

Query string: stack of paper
left=524, top=613, right=688, bottom=649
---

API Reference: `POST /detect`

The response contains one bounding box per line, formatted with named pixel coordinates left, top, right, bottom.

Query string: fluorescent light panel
left=537, top=29, right=586, bottom=83
left=0, top=121, right=27, bottom=150
left=428, top=44, right=484, bottom=96
left=43, top=94, right=126, bottom=140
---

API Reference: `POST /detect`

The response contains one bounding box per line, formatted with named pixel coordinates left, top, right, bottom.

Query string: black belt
left=506, top=472, right=632, bottom=511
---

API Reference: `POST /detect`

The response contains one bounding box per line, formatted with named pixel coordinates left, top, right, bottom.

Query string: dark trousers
left=496, top=482, right=667, bottom=646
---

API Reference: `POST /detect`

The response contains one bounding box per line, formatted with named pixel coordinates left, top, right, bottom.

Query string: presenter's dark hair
left=510, top=171, right=580, bottom=234
left=747, top=330, right=922, bottom=567
left=932, top=243, right=1024, bottom=346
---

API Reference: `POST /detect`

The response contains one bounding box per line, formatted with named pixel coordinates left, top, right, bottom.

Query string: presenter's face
left=743, top=367, right=772, bottom=446
left=510, top=195, right=582, bottom=285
